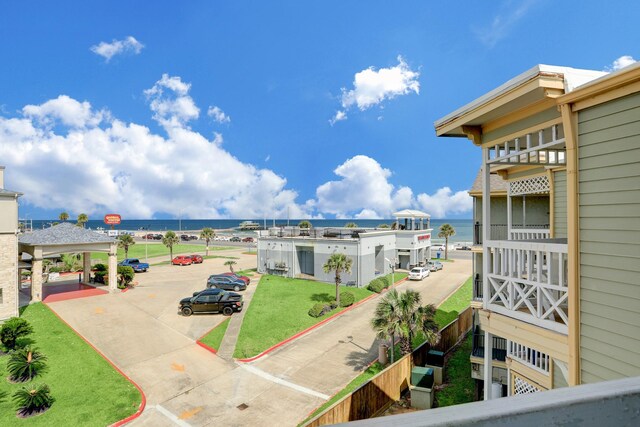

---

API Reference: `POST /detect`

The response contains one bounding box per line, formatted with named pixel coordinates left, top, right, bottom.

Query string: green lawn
left=434, top=275, right=472, bottom=328
left=151, top=254, right=239, bottom=266
left=0, top=304, right=141, bottom=426
left=434, top=332, right=475, bottom=407
left=199, top=318, right=231, bottom=351
left=299, top=362, right=385, bottom=426
left=236, top=268, right=257, bottom=277
left=234, top=276, right=374, bottom=359
left=91, top=243, right=233, bottom=262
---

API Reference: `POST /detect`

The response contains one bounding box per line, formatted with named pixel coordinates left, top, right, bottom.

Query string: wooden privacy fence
left=304, top=306, right=472, bottom=427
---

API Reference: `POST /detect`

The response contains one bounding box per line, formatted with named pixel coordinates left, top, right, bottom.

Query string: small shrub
left=117, top=266, right=135, bottom=289
left=367, top=278, right=386, bottom=293
left=21, top=270, right=32, bottom=277
left=309, top=303, right=326, bottom=318
left=7, top=346, right=48, bottom=382
left=339, top=291, right=355, bottom=307
left=93, top=263, right=107, bottom=272
left=12, top=383, right=54, bottom=416
left=0, top=318, right=34, bottom=351
left=328, top=299, right=337, bottom=309
left=48, top=266, right=62, bottom=273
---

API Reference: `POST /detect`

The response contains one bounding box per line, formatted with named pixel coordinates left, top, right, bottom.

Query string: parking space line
left=154, top=404, right=193, bottom=427
left=239, top=363, right=330, bottom=400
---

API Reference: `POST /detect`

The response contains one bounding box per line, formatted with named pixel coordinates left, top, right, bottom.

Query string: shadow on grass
left=310, top=293, right=333, bottom=303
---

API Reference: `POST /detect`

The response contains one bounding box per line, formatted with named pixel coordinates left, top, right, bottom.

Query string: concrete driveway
left=46, top=251, right=471, bottom=426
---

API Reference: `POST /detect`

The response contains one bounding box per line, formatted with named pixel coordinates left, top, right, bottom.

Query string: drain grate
left=237, top=403, right=249, bottom=411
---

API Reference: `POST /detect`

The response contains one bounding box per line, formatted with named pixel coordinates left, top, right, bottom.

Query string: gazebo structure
left=392, top=209, right=431, bottom=230
left=19, top=223, right=118, bottom=301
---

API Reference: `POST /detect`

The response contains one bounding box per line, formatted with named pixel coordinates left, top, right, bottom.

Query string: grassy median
left=91, top=243, right=233, bottom=262
left=0, top=304, right=141, bottom=426
left=234, top=276, right=374, bottom=359
left=199, top=318, right=231, bottom=351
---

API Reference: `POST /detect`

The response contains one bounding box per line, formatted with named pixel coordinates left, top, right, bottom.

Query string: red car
left=241, top=237, right=254, bottom=243
left=190, top=254, right=203, bottom=264
left=221, top=272, right=250, bottom=285
left=172, top=256, right=192, bottom=266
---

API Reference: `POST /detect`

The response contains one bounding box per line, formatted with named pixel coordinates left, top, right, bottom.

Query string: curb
left=43, top=304, right=147, bottom=426
left=237, top=276, right=408, bottom=363
left=196, top=340, right=218, bottom=354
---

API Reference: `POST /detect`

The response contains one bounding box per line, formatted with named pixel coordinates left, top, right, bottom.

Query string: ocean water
left=25, top=218, right=473, bottom=243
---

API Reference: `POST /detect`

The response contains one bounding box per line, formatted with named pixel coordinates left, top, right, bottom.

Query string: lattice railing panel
left=510, top=175, right=550, bottom=195
left=514, top=376, right=542, bottom=395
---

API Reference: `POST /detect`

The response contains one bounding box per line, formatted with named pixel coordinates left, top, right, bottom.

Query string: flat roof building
left=256, top=211, right=434, bottom=287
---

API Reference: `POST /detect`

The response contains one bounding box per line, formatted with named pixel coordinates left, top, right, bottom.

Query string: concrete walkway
left=45, top=251, right=470, bottom=426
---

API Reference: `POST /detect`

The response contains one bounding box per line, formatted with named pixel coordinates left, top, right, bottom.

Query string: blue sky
left=1, top=1, right=638, bottom=220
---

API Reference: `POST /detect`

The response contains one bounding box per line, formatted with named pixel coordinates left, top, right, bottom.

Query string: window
left=0, top=288, right=3, bottom=304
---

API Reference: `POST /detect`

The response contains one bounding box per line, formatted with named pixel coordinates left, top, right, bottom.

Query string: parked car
left=190, top=254, right=203, bottom=264
left=118, top=258, right=150, bottom=272
left=241, top=237, right=254, bottom=243
left=172, top=255, right=193, bottom=266
left=153, top=234, right=163, bottom=240
left=409, top=266, right=430, bottom=280
left=180, top=288, right=243, bottom=316
left=217, top=272, right=250, bottom=285
left=230, top=236, right=242, bottom=242
left=456, top=244, right=472, bottom=251
left=207, top=275, right=247, bottom=291
left=427, top=261, right=443, bottom=272
left=432, top=244, right=446, bottom=252
left=180, top=234, right=190, bottom=241
left=144, top=233, right=155, bottom=240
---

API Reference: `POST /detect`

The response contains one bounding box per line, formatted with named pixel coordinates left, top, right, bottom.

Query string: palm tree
left=58, top=212, right=69, bottom=222
left=344, top=222, right=358, bottom=228
left=200, top=227, right=215, bottom=256
left=162, top=231, right=179, bottom=262
left=322, top=253, right=353, bottom=307
left=117, top=234, right=135, bottom=258
left=77, top=213, right=89, bottom=228
left=7, top=346, right=48, bottom=381
left=371, top=290, right=403, bottom=364
left=224, top=260, right=237, bottom=273
left=298, top=220, right=312, bottom=229
left=438, top=223, right=456, bottom=260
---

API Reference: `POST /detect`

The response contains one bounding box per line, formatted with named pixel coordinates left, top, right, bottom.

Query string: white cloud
left=416, top=187, right=472, bottom=218
left=22, top=95, right=107, bottom=128
left=606, top=55, right=637, bottom=72
left=315, top=155, right=472, bottom=219
left=331, top=56, right=419, bottom=123
left=144, top=74, right=200, bottom=130
left=207, top=106, right=231, bottom=124
left=474, top=0, right=538, bottom=48
left=0, top=77, right=315, bottom=220
left=90, top=36, right=144, bottom=62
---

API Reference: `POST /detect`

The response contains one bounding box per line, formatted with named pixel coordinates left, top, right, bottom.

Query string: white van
left=409, top=266, right=430, bottom=281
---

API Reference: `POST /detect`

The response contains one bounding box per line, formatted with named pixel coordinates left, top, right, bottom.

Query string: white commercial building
left=256, top=210, right=433, bottom=287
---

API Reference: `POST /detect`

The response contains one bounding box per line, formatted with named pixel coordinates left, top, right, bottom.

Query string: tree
left=76, top=213, right=88, bottom=228
left=117, top=234, right=135, bottom=258
left=438, top=223, right=456, bottom=260
left=7, top=346, right=48, bottom=382
left=162, top=231, right=179, bottom=262
left=322, top=253, right=353, bottom=307
left=58, top=212, right=69, bottom=222
left=200, top=227, right=215, bottom=256
left=0, top=318, right=34, bottom=351
left=298, top=220, right=312, bottom=229
left=344, top=222, right=358, bottom=228
left=371, top=290, right=403, bottom=364
left=224, top=260, right=237, bottom=273
left=371, top=289, right=440, bottom=359
left=61, top=253, right=81, bottom=272
left=12, top=383, right=54, bottom=417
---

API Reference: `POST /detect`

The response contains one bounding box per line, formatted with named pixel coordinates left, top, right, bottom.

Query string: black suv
left=207, top=275, right=247, bottom=291
left=180, top=288, right=243, bottom=316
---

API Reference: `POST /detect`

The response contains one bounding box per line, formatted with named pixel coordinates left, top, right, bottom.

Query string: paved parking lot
left=46, top=249, right=471, bottom=426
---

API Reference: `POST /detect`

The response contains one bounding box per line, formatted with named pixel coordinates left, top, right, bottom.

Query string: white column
left=82, top=252, right=91, bottom=285
left=108, top=244, right=118, bottom=293
left=484, top=330, right=493, bottom=400
left=31, top=258, right=43, bottom=302
left=482, top=150, right=491, bottom=311
left=507, top=183, right=512, bottom=240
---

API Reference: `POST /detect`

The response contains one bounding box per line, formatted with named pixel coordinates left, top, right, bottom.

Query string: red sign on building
left=104, top=214, right=121, bottom=225
left=417, top=234, right=431, bottom=241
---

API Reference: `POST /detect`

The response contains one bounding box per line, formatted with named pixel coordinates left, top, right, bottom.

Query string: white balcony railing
left=510, top=228, right=551, bottom=240
left=508, top=341, right=550, bottom=374
left=487, top=124, right=566, bottom=166
left=485, top=239, right=568, bottom=334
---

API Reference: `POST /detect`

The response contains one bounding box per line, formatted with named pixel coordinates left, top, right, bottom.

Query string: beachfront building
left=435, top=64, right=640, bottom=399
left=256, top=210, right=433, bottom=286
left=0, top=166, right=22, bottom=320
